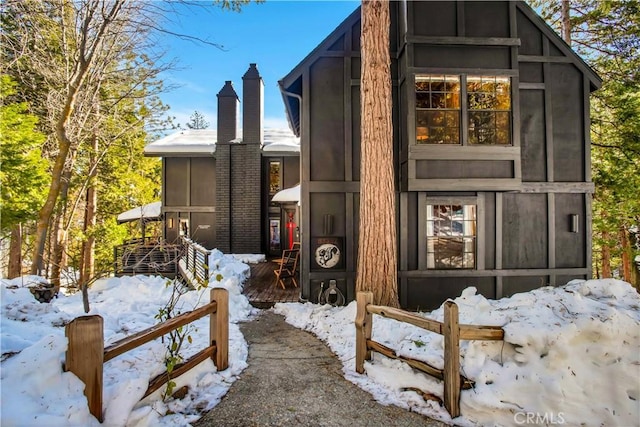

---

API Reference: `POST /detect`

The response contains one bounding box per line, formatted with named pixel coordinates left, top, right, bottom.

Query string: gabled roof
left=279, top=6, right=361, bottom=137
left=516, top=1, right=602, bottom=91
left=279, top=1, right=602, bottom=136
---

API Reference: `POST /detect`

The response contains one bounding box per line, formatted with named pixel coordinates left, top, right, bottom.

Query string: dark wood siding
left=191, top=212, right=216, bottom=248
left=406, top=277, right=495, bottom=310
left=165, top=158, right=189, bottom=206
left=520, top=90, right=547, bottom=181
left=412, top=2, right=457, bottom=37
left=309, top=57, right=345, bottom=182
left=413, top=45, right=511, bottom=69
left=555, top=193, right=586, bottom=268
left=190, top=157, right=215, bottom=206
left=502, top=193, right=548, bottom=269
left=279, top=0, right=597, bottom=309
left=464, top=1, right=509, bottom=37
left=516, top=7, right=543, bottom=55
left=551, top=63, right=584, bottom=182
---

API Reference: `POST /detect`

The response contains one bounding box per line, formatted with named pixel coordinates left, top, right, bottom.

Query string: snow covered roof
left=144, top=128, right=299, bottom=157
left=272, top=184, right=300, bottom=202
left=116, top=201, right=162, bottom=224
left=144, top=129, right=217, bottom=156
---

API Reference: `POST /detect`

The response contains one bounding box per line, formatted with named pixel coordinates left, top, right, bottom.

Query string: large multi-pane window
left=415, top=75, right=460, bottom=144
left=426, top=204, right=476, bottom=269
left=467, top=76, right=511, bottom=145
left=416, top=75, right=511, bottom=145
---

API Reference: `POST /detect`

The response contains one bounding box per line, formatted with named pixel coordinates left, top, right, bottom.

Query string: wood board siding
left=279, top=0, right=597, bottom=309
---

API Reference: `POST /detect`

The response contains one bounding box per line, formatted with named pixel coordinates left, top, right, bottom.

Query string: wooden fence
left=179, top=237, right=211, bottom=286
left=355, top=292, right=504, bottom=418
left=65, top=288, right=229, bottom=422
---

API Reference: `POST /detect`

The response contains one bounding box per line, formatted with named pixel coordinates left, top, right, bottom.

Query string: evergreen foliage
left=0, top=75, right=48, bottom=230
left=531, top=0, right=640, bottom=283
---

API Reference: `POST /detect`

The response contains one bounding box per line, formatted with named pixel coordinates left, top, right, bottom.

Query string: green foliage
left=0, top=75, right=49, bottom=230
left=531, top=0, right=640, bottom=276
left=155, top=279, right=196, bottom=401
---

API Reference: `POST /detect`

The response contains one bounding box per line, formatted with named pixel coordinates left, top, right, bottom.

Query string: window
left=467, top=76, right=511, bottom=145
left=416, top=75, right=511, bottom=146
left=426, top=203, right=476, bottom=269
left=416, top=75, right=460, bottom=144
left=269, top=160, right=281, bottom=195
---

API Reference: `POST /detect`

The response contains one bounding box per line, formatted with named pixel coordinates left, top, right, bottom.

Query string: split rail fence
left=64, top=288, right=229, bottom=422
left=355, top=291, right=504, bottom=418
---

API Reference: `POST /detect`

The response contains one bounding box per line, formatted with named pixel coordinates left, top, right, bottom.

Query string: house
left=144, top=64, right=300, bottom=257
left=278, top=1, right=601, bottom=308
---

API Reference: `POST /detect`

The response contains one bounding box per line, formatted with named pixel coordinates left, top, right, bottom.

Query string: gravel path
left=193, top=311, right=446, bottom=427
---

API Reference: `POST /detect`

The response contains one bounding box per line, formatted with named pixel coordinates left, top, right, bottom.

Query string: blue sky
left=157, top=1, right=360, bottom=132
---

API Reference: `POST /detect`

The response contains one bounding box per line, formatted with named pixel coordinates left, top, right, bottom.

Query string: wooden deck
left=243, top=260, right=300, bottom=308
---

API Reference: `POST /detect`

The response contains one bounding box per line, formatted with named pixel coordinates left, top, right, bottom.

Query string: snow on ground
left=1, top=250, right=258, bottom=427
left=2, top=257, right=639, bottom=427
left=274, top=279, right=640, bottom=426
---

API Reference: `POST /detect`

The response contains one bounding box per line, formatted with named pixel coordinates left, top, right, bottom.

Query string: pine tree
left=186, top=110, right=210, bottom=129
left=356, top=0, right=399, bottom=307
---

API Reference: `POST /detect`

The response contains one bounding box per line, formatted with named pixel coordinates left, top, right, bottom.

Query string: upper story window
left=416, top=75, right=511, bottom=146
left=416, top=75, right=460, bottom=144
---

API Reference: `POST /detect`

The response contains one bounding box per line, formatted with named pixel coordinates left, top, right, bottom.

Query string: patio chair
left=273, top=248, right=299, bottom=289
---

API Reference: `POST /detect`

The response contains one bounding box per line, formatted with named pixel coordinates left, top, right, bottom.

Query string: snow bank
left=1, top=253, right=257, bottom=426
left=274, top=279, right=640, bottom=426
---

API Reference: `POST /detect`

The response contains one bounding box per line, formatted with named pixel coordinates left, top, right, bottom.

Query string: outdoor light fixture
left=323, top=214, right=334, bottom=236
left=168, top=217, right=175, bottom=229
left=570, top=214, right=579, bottom=233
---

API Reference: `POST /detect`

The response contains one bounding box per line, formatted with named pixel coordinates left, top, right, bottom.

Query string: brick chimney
left=217, top=80, right=239, bottom=144
left=242, top=63, right=264, bottom=145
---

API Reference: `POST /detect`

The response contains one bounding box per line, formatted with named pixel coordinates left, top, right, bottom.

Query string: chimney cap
left=217, top=80, right=238, bottom=98
left=243, top=63, right=261, bottom=79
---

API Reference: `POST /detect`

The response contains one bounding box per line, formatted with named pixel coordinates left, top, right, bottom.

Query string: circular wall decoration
left=315, top=243, right=341, bottom=269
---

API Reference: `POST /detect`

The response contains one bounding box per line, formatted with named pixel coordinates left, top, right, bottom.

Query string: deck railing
left=178, top=237, right=211, bottom=286
left=64, top=288, right=228, bottom=422
left=355, top=292, right=504, bottom=418
left=113, top=238, right=179, bottom=277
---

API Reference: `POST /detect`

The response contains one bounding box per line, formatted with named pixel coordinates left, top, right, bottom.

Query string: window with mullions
left=415, top=75, right=511, bottom=145
left=269, top=160, right=281, bottom=196
left=467, top=76, right=511, bottom=145
left=426, top=204, right=476, bottom=269
left=415, top=75, right=460, bottom=144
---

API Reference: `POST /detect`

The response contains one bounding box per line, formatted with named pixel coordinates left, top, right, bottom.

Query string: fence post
left=65, top=315, right=104, bottom=422
left=210, top=288, right=229, bottom=371
left=443, top=301, right=461, bottom=418
left=355, top=291, right=373, bottom=374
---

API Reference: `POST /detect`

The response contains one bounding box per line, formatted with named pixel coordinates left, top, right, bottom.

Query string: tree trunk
left=600, top=230, right=612, bottom=278
left=80, top=134, right=98, bottom=287
left=620, top=226, right=632, bottom=283
left=356, top=0, right=399, bottom=308
left=561, top=0, right=572, bottom=45
left=50, top=159, right=75, bottom=292
left=8, top=224, right=23, bottom=279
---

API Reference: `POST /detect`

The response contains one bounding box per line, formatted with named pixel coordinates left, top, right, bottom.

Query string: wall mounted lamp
left=168, top=217, right=175, bottom=229
left=570, top=214, right=579, bottom=233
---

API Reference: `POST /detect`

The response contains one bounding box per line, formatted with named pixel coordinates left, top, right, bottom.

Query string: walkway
left=193, top=311, right=445, bottom=427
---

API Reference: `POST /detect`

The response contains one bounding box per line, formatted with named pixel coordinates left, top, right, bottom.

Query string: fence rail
left=65, top=288, right=229, bottom=422
left=355, top=292, right=504, bottom=418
